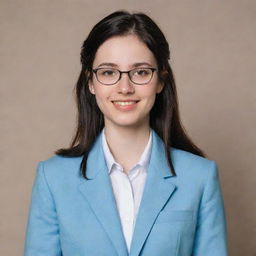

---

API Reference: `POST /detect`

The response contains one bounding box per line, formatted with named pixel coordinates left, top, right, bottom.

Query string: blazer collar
left=78, top=130, right=128, bottom=256
left=78, top=129, right=176, bottom=256
left=84, top=131, right=105, bottom=179
left=129, top=130, right=176, bottom=256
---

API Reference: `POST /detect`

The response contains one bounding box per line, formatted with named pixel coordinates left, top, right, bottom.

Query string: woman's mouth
left=112, top=100, right=139, bottom=111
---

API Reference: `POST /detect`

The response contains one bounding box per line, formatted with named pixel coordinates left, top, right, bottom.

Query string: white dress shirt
left=102, top=129, right=152, bottom=251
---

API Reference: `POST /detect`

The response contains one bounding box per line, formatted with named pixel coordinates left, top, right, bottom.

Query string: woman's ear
left=156, top=70, right=166, bottom=94
left=88, top=80, right=95, bottom=94
left=156, top=81, right=164, bottom=94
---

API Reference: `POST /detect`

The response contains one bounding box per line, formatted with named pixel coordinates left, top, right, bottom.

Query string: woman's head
left=77, top=10, right=176, bottom=133
left=56, top=10, right=204, bottom=178
left=88, top=33, right=164, bottom=130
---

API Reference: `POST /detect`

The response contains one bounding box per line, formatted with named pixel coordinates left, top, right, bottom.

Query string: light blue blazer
left=24, top=130, right=228, bottom=256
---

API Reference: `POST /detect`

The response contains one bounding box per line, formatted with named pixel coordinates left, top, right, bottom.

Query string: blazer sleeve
left=24, top=162, right=62, bottom=256
left=192, top=161, right=228, bottom=256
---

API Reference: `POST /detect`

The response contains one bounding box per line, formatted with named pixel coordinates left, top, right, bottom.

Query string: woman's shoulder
left=36, top=154, right=83, bottom=180
left=170, top=147, right=219, bottom=181
left=171, top=147, right=215, bottom=165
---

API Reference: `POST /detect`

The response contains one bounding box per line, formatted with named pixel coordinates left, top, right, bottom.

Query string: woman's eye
left=101, top=70, right=115, bottom=76
left=135, top=69, right=150, bottom=76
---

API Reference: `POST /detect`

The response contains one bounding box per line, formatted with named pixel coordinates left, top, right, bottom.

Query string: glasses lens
left=96, top=68, right=119, bottom=85
left=130, top=68, right=153, bottom=84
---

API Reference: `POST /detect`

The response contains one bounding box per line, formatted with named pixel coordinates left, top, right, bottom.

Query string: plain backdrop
left=1, top=1, right=255, bottom=255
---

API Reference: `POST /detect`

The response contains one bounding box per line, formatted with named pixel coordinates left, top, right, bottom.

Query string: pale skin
left=89, top=34, right=163, bottom=174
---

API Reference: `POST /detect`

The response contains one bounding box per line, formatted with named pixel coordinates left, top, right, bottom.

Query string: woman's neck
left=104, top=124, right=151, bottom=174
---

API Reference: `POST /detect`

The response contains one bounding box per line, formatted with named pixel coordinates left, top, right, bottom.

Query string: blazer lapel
left=78, top=132, right=128, bottom=256
left=129, top=130, right=177, bottom=256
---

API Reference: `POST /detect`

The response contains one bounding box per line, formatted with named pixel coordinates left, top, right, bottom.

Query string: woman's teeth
left=113, top=101, right=137, bottom=106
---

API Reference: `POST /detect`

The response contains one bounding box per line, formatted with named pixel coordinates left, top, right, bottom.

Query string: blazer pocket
left=156, top=210, right=193, bottom=223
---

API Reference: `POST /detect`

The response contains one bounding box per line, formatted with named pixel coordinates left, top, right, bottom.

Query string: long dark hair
left=56, top=10, right=205, bottom=179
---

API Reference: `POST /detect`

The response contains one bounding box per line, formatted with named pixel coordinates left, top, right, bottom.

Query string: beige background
left=1, top=0, right=255, bottom=255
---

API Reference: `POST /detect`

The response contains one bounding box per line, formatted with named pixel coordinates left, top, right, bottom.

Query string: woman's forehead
left=92, top=34, right=157, bottom=67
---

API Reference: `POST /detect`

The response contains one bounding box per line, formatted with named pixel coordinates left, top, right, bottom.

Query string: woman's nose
left=117, top=73, right=135, bottom=94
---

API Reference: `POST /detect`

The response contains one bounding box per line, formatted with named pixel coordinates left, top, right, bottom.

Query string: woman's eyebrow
left=133, top=62, right=152, bottom=67
left=98, top=62, right=117, bottom=67
left=97, top=62, right=153, bottom=68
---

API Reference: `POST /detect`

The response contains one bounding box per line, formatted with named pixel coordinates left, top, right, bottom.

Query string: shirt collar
left=102, top=128, right=152, bottom=174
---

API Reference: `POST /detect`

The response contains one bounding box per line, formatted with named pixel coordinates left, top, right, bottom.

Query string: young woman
left=24, top=10, right=228, bottom=256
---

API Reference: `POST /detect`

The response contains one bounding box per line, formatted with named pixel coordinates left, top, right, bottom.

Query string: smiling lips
left=112, top=100, right=139, bottom=111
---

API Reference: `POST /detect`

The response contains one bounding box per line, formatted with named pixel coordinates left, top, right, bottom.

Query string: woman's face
left=89, top=34, right=163, bottom=130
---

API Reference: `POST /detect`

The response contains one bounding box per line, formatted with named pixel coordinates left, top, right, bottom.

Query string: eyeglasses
left=92, top=67, right=158, bottom=85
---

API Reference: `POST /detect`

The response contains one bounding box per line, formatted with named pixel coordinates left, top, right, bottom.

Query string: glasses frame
left=92, top=67, right=158, bottom=85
